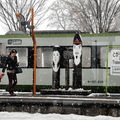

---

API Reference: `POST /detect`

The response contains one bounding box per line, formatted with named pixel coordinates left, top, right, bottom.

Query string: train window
left=100, top=47, right=111, bottom=67
left=0, top=43, right=6, bottom=55
left=6, top=48, right=28, bottom=67
left=37, top=47, right=53, bottom=67
left=101, top=47, right=120, bottom=68
left=82, top=47, right=91, bottom=67
left=62, top=46, right=73, bottom=68
left=0, top=55, right=7, bottom=68
left=0, top=43, right=6, bottom=68
left=100, top=47, right=106, bottom=67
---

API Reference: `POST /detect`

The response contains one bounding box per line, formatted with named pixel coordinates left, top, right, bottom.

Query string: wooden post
left=31, top=8, right=37, bottom=95
left=73, top=33, right=82, bottom=89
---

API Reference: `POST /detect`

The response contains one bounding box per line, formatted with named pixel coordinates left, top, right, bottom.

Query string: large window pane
left=82, top=47, right=91, bottom=67
left=100, top=47, right=120, bottom=67
left=100, top=47, right=106, bottom=67
left=6, top=48, right=28, bottom=67
left=100, top=47, right=112, bottom=67
left=0, top=43, right=6, bottom=68
left=37, top=47, right=53, bottom=67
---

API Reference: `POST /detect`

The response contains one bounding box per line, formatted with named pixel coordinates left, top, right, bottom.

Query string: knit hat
left=11, top=49, right=17, bottom=53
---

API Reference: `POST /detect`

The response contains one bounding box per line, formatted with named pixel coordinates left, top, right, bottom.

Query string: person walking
left=2, top=49, right=19, bottom=96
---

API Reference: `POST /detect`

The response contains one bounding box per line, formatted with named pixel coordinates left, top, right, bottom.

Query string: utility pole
left=31, top=8, right=37, bottom=95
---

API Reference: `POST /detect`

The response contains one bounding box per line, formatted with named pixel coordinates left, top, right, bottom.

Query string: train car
left=0, top=31, right=120, bottom=92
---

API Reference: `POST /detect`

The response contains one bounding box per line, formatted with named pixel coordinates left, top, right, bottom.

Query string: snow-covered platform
left=40, top=88, right=91, bottom=95
left=0, top=91, right=120, bottom=117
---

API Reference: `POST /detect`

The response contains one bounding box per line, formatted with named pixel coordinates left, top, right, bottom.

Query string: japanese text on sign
left=111, top=50, right=120, bottom=75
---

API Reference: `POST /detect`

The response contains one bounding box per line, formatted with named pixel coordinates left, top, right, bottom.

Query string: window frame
left=37, top=46, right=53, bottom=68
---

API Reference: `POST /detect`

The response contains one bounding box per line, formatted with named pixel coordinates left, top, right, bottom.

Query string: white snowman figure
left=73, top=43, right=82, bottom=66
left=73, top=33, right=82, bottom=88
left=73, top=34, right=82, bottom=66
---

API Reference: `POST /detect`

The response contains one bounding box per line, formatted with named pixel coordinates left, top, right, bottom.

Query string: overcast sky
left=0, top=0, right=55, bottom=35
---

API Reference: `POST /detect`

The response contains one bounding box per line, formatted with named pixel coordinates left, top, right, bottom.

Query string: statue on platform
left=73, top=33, right=82, bottom=89
left=52, top=45, right=61, bottom=89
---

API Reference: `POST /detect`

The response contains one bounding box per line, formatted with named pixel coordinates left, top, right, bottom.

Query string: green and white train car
left=0, top=31, right=120, bottom=92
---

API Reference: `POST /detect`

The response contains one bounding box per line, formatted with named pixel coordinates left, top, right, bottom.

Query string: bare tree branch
left=0, top=0, right=49, bottom=33
left=48, top=0, right=120, bottom=33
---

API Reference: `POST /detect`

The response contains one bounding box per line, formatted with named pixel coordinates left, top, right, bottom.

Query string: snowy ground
left=0, top=112, right=120, bottom=120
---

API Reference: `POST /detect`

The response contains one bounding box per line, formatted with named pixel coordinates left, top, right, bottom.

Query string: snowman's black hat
left=73, top=33, right=82, bottom=44
left=53, top=45, right=60, bottom=51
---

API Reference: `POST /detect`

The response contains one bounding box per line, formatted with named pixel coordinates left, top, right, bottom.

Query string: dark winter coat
left=2, top=55, right=18, bottom=73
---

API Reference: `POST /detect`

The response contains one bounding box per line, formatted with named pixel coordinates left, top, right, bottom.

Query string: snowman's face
left=52, top=51, right=60, bottom=72
left=52, top=51, right=60, bottom=64
left=73, top=44, right=82, bottom=65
